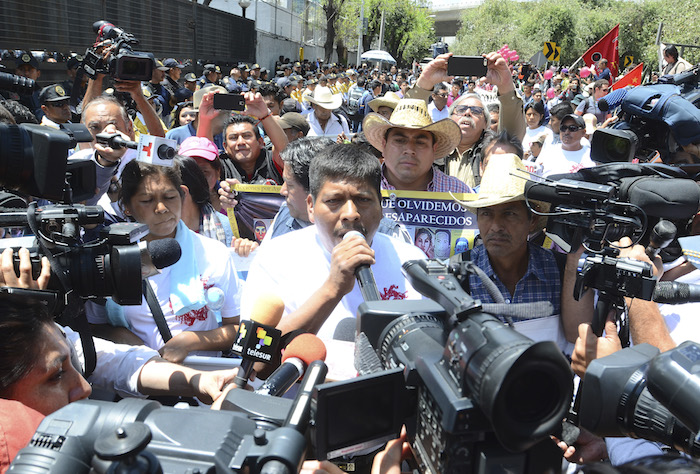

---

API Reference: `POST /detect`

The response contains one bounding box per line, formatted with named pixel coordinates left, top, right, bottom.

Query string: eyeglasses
left=560, top=124, right=582, bottom=133
left=452, top=105, right=484, bottom=117
left=433, top=93, right=448, bottom=98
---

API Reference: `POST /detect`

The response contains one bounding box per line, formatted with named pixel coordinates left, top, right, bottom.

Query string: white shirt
left=535, top=143, right=595, bottom=177
left=241, top=225, right=426, bottom=341
left=428, top=102, right=449, bottom=122
left=306, top=110, right=351, bottom=138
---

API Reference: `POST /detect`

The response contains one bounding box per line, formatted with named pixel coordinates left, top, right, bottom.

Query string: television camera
left=82, top=20, right=155, bottom=82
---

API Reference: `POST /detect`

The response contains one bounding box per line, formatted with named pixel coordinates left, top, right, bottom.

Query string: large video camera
left=590, top=68, right=700, bottom=164
left=82, top=20, right=154, bottom=82
left=577, top=341, right=700, bottom=457
left=0, top=123, right=179, bottom=311
left=357, top=259, right=574, bottom=473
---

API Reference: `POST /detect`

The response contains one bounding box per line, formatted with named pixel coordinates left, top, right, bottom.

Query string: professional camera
left=590, top=68, right=700, bottom=164
left=82, top=20, right=154, bottom=82
left=357, top=259, right=574, bottom=473
left=0, top=123, right=180, bottom=309
left=0, top=71, right=39, bottom=96
left=577, top=341, right=700, bottom=456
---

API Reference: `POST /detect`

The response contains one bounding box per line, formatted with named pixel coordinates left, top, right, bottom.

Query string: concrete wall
left=255, top=31, right=332, bottom=72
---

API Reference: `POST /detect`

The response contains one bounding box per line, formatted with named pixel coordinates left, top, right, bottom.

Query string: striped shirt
left=381, top=164, right=473, bottom=193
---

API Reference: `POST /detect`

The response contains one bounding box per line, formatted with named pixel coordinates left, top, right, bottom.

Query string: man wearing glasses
left=575, top=79, right=610, bottom=125
left=403, top=52, right=526, bottom=188
left=535, top=114, right=595, bottom=177
left=428, top=83, right=450, bottom=122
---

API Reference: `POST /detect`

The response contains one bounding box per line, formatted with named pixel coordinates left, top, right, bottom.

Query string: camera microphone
left=342, top=231, right=381, bottom=301
left=256, top=334, right=327, bottom=396
left=598, top=87, right=630, bottom=112
left=140, top=238, right=182, bottom=278
left=645, top=220, right=677, bottom=261
left=653, top=281, right=700, bottom=304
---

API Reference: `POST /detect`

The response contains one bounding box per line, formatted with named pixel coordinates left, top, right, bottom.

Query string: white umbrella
left=361, top=50, right=396, bottom=65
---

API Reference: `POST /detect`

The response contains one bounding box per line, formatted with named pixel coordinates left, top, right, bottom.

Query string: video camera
left=576, top=341, right=700, bottom=457
left=357, top=259, right=574, bottom=473
left=0, top=123, right=180, bottom=311
left=0, top=71, right=39, bottom=96
left=82, top=20, right=154, bottom=82
left=590, top=68, right=700, bottom=164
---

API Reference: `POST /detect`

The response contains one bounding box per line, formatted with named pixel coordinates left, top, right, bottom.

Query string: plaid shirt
left=468, top=242, right=561, bottom=320
left=381, top=164, right=473, bottom=193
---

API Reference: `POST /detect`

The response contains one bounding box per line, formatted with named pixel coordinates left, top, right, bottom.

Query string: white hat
left=306, top=86, right=343, bottom=110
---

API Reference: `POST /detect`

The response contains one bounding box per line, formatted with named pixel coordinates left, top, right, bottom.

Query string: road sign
left=623, top=55, right=634, bottom=68
left=543, top=41, right=557, bottom=61
left=552, top=46, right=561, bottom=62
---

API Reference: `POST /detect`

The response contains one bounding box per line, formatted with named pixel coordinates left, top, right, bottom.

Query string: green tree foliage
left=452, top=0, right=699, bottom=72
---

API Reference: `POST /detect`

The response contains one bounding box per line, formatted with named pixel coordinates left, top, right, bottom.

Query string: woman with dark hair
left=170, top=101, right=196, bottom=129
left=522, top=100, right=552, bottom=157
left=85, top=160, right=241, bottom=363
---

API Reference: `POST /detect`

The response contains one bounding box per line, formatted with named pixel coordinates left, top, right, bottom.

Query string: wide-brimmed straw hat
left=307, top=86, right=343, bottom=110
left=453, top=154, right=549, bottom=230
left=369, top=91, right=401, bottom=113
left=363, top=99, right=461, bottom=159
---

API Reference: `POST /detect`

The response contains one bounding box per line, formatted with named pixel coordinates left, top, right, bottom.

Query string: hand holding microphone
left=341, top=231, right=381, bottom=301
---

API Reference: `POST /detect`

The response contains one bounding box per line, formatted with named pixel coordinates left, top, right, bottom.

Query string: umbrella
left=361, top=50, right=396, bottom=65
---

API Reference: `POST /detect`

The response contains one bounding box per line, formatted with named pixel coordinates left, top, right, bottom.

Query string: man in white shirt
left=536, top=114, right=595, bottom=177
left=305, top=86, right=351, bottom=139
left=427, top=83, right=449, bottom=122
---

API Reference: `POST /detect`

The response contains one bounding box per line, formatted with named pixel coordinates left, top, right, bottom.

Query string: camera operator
left=0, top=248, right=244, bottom=465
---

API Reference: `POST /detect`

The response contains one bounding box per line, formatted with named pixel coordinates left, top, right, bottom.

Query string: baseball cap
left=251, top=63, right=261, bottom=70
left=184, top=72, right=197, bottom=82
left=278, top=112, right=310, bottom=135
left=179, top=136, right=219, bottom=161
left=561, top=114, right=586, bottom=128
left=204, top=63, right=220, bottom=73
left=17, top=52, right=39, bottom=70
left=39, top=84, right=70, bottom=104
left=163, top=58, right=184, bottom=69
left=154, top=60, right=169, bottom=71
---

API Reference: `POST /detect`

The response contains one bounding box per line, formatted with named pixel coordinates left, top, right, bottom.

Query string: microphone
left=652, top=281, right=700, bottom=304
left=333, top=317, right=357, bottom=341
left=140, top=238, right=181, bottom=278
left=256, top=333, right=327, bottom=396
left=231, top=293, right=286, bottom=389
left=598, top=87, right=629, bottom=112
left=645, top=220, right=677, bottom=261
left=620, top=177, right=700, bottom=220
left=343, top=231, right=381, bottom=301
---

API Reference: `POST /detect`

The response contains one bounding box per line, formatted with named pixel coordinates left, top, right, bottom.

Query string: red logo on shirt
left=381, top=285, right=407, bottom=300
left=177, top=306, right=209, bottom=326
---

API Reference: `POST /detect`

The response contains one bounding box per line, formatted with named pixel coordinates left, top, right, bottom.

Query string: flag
left=582, top=25, right=620, bottom=78
left=611, top=63, right=643, bottom=91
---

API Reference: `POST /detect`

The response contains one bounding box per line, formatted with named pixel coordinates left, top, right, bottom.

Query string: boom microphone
left=231, top=293, right=285, bottom=389
left=619, top=177, right=700, bottom=220
left=652, top=281, right=700, bottom=304
left=256, top=333, right=327, bottom=396
left=343, top=231, right=381, bottom=301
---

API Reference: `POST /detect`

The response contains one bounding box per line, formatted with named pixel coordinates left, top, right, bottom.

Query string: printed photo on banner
left=229, top=185, right=479, bottom=259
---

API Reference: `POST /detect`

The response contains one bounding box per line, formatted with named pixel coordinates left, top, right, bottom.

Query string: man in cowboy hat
left=452, top=153, right=593, bottom=345
left=368, top=91, right=401, bottom=120
left=305, top=85, right=351, bottom=138
left=363, top=98, right=472, bottom=193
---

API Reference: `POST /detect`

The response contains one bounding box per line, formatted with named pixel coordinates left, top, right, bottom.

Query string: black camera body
left=575, top=253, right=656, bottom=301
left=82, top=21, right=154, bottom=82
left=358, top=259, right=574, bottom=473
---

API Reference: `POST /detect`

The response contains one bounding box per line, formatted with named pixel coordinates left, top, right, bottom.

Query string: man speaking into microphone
left=240, top=144, right=425, bottom=344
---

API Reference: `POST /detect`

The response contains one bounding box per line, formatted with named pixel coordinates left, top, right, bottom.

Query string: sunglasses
left=434, top=93, right=448, bottom=98
left=452, top=105, right=484, bottom=117
left=560, top=124, right=582, bottom=133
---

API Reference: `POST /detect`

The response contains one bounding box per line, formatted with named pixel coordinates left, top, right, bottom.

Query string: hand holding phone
left=447, top=56, right=487, bottom=78
left=212, top=93, right=246, bottom=111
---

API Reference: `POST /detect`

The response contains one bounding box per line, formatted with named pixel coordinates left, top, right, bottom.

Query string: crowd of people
left=1, top=42, right=699, bottom=473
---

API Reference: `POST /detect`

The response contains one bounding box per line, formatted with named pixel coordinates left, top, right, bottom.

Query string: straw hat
left=307, top=86, right=343, bottom=110
left=453, top=154, right=549, bottom=230
left=369, top=91, right=401, bottom=113
left=363, top=99, right=462, bottom=159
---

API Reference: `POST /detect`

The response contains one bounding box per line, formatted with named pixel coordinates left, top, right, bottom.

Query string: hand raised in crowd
left=219, top=178, right=241, bottom=209
left=242, top=90, right=270, bottom=119
left=113, top=79, right=145, bottom=101
left=571, top=319, right=622, bottom=378
left=231, top=236, right=259, bottom=257
left=613, top=236, right=663, bottom=278
left=416, top=52, right=452, bottom=91
left=197, top=90, right=224, bottom=123
left=325, top=232, right=376, bottom=299
left=483, top=52, right=515, bottom=94
left=0, top=248, right=51, bottom=290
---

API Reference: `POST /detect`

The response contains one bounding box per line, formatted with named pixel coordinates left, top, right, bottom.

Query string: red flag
left=611, top=63, right=643, bottom=91
left=582, top=25, right=620, bottom=78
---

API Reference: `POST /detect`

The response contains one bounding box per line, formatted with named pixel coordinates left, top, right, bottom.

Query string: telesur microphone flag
left=582, top=24, right=620, bottom=78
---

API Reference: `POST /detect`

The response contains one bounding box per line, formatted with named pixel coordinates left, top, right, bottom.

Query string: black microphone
left=146, top=238, right=181, bottom=268
left=598, top=87, right=629, bottom=112
left=620, top=177, right=700, bottom=220
left=332, top=317, right=357, bottom=341
left=645, top=220, right=677, bottom=261
left=653, top=281, right=700, bottom=304
left=255, top=334, right=327, bottom=397
left=343, top=230, right=381, bottom=301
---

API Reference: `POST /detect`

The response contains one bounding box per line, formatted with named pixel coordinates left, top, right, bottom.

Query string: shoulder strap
left=143, top=280, right=172, bottom=342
